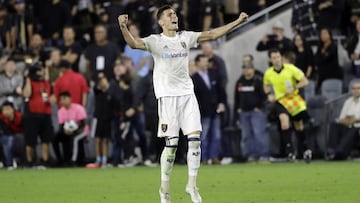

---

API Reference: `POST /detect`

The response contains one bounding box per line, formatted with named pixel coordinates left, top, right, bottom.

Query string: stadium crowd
left=0, top=0, right=360, bottom=170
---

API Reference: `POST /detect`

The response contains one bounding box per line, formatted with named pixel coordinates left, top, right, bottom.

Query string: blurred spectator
left=123, top=23, right=151, bottom=78
left=53, top=60, right=89, bottom=106
left=328, top=79, right=360, bottom=160
left=0, top=101, right=24, bottom=169
left=44, top=48, right=62, bottom=84
left=183, top=0, right=202, bottom=31
left=108, top=61, right=137, bottom=167
left=315, top=0, right=345, bottom=34
left=201, top=42, right=228, bottom=89
left=71, top=0, right=98, bottom=47
left=192, top=54, right=226, bottom=164
left=121, top=55, right=152, bottom=166
left=84, top=24, right=120, bottom=85
left=124, top=0, right=153, bottom=36
left=104, top=0, right=125, bottom=49
left=346, top=0, right=360, bottom=34
left=0, top=5, right=12, bottom=53
left=0, top=58, right=24, bottom=110
left=90, top=72, right=112, bottom=167
left=11, top=0, right=34, bottom=52
left=256, top=21, right=293, bottom=54
left=136, top=63, right=162, bottom=164
left=291, top=0, right=317, bottom=38
left=344, top=19, right=360, bottom=78
left=234, top=61, right=268, bottom=162
left=201, top=0, right=224, bottom=31
left=37, top=0, right=71, bottom=46
left=239, top=0, right=263, bottom=16
left=22, top=62, right=53, bottom=167
left=23, top=33, right=48, bottom=64
left=242, top=54, right=264, bottom=78
left=53, top=91, right=87, bottom=166
left=315, top=28, right=343, bottom=92
left=292, top=33, right=315, bottom=79
left=58, top=26, right=83, bottom=72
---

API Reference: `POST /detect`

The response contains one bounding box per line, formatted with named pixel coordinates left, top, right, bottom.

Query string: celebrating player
left=118, top=5, right=248, bottom=203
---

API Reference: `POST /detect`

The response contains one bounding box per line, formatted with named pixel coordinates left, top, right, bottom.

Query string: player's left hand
left=239, top=12, right=248, bottom=23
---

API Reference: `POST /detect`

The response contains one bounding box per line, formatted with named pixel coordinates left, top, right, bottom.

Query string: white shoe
left=159, top=188, right=171, bottom=203
left=220, top=157, right=233, bottom=165
left=144, top=159, right=158, bottom=167
left=185, top=185, right=202, bottom=203
left=303, top=149, right=312, bottom=163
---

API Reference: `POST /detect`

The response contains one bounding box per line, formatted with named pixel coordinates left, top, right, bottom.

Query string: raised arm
left=118, top=14, right=146, bottom=50
left=197, top=12, right=248, bottom=43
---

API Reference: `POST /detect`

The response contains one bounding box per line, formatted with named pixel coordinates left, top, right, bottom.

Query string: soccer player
left=263, top=49, right=312, bottom=162
left=118, top=5, right=248, bottom=203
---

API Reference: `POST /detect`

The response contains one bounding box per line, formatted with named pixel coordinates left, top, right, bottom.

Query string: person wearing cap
left=53, top=60, right=89, bottom=107
left=256, top=20, right=293, bottom=54
left=22, top=62, right=53, bottom=167
left=234, top=60, right=269, bottom=162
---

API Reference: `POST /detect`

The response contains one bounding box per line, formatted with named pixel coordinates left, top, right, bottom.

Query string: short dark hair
left=157, top=5, right=173, bottom=20
left=1, top=101, right=14, bottom=110
left=243, top=54, right=254, bottom=61
left=59, top=91, right=71, bottom=98
left=194, top=54, right=207, bottom=63
left=268, top=48, right=281, bottom=58
left=283, top=51, right=296, bottom=64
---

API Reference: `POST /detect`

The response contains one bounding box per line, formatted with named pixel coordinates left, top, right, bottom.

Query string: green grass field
left=1, top=161, right=360, bottom=203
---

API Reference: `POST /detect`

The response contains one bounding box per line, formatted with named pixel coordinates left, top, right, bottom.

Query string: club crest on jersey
left=161, top=124, right=168, bottom=132
left=180, top=41, right=186, bottom=49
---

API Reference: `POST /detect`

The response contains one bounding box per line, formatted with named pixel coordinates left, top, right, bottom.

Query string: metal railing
left=227, top=0, right=292, bottom=40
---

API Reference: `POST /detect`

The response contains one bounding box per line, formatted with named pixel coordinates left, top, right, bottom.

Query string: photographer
left=256, top=21, right=293, bottom=54
left=22, top=62, right=54, bottom=167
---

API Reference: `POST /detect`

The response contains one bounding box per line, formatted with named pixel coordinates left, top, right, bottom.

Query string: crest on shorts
left=180, top=41, right=186, bottom=49
left=161, top=124, right=168, bottom=133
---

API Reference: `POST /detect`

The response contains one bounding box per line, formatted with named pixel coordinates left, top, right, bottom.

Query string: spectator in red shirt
left=53, top=60, right=89, bottom=107
left=22, top=62, right=54, bottom=167
left=0, top=101, right=24, bottom=169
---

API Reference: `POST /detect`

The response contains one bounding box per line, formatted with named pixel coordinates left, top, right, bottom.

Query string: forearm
left=295, top=77, right=309, bottom=89
left=23, top=78, right=31, bottom=98
left=198, top=18, right=245, bottom=42
left=82, top=93, right=88, bottom=107
left=119, top=22, right=145, bottom=50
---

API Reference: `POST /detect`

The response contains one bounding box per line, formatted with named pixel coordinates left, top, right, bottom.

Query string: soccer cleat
left=287, top=153, right=296, bottom=162
left=159, top=188, right=171, bottom=203
left=185, top=185, right=202, bottom=203
left=303, top=149, right=312, bottom=163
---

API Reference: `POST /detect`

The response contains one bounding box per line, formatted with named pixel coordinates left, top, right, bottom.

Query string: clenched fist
left=118, top=14, right=129, bottom=27
left=239, top=12, right=248, bottom=23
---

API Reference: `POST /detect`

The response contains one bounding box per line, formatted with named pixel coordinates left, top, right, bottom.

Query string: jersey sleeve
left=142, top=35, right=156, bottom=53
left=290, top=64, right=305, bottom=81
left=184, top=31, right=201, bottom=48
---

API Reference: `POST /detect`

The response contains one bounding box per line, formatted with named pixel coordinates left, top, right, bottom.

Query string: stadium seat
left=320, top=79, right=343, bottom=101
left=304, top=80, right=316, bottom=101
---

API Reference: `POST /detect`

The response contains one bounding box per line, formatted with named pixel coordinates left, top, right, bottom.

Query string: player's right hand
left=118, top=14, right=128, bottom=26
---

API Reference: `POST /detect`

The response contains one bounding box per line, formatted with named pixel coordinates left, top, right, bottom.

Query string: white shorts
left=157, top=94, right=202, bottom=137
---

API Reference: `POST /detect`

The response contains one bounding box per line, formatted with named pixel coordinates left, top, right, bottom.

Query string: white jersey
left=142, top=31, right=201, bottom=98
